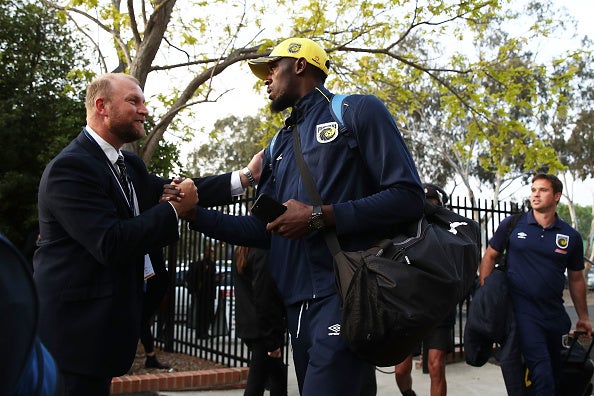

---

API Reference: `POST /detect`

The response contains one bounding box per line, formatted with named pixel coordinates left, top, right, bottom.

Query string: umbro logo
left=328, top=323, right=340, bottom=336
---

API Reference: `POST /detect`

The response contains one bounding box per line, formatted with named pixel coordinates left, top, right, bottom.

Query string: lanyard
left=83, top=129, right=137, bottom=215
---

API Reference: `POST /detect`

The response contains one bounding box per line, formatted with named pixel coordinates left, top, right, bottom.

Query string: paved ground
left=158, top=359, right=508, bottom=395
left=116, top=291, right=593, bottom=395
left=141, top=293, right=594, bottom=395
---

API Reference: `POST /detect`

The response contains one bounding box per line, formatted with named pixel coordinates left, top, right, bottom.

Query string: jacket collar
left=77, top=129, right=107, bottom=162
left=84, top=126, right=122, bottom=165
left=285, top=85, right=331, bottom=127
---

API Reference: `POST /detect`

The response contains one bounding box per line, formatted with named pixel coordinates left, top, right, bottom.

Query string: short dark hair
left=299, top=57, right=328, bottom=83
left=423, top=183, right=448, bottom=206
left=532, top=173, right=563, bottom=195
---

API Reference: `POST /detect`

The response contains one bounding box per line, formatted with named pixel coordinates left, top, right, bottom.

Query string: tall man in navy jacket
left=33, top=73, right=258, bottom=395
left=182, top=38, right=424, bottom=395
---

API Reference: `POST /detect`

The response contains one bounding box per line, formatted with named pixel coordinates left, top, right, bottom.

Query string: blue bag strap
left=266, top=130, right=281, bottom=161
left=330, top=94, right=348, bottom=127
left=330, top=94, right=358, bottom=148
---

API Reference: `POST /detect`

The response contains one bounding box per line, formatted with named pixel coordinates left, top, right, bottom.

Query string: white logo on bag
left=328, top=324, right=340, bottom=336
left=448, top=221, right=467, bottom=235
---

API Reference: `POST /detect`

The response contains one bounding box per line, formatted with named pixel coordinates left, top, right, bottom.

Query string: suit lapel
left=76, top=131, right=135, bottom=217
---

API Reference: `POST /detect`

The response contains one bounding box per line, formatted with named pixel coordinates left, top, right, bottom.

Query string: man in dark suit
left=33, top=73, right=258, bottom=395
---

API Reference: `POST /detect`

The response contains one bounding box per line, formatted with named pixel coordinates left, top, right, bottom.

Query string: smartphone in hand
left=251, top=194, right=287, bottom=223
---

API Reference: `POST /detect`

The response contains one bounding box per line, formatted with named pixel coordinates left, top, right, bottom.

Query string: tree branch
left=42, top=0, right=132, bottom=68
left=127, top=0, right=142, bottom=46
left=140, top=44, right=262, bottom=162
left=66, top=13, right=108, bottom=73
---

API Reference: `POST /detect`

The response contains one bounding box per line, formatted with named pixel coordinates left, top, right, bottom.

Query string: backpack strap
left=329, top=94, right=357, bottom=148
left=330, top=94, right=349, bottom=133
left=499, top=213, right=523, bottom=271
left=505, top=213, right=523, bottom=247
left=266, top=130, right=281, bottom=162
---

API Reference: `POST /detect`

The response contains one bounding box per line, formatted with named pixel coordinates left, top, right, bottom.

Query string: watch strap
left=241, top=167, right=256, bottom=187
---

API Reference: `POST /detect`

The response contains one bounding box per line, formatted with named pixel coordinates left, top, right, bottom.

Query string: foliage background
left=0, top=0, right=88, bottom=255
left=1, top=0, right=592, bottom=260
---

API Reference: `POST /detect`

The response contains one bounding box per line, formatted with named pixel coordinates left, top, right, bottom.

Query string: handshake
left=160, top=149, right=264, bottom=221
left=161, top=177, right=198, bottom=221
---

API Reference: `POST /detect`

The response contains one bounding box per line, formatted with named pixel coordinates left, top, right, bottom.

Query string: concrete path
left=158, top=359, right=508, bottom=395
left=126, top=292, right=593, bottom=396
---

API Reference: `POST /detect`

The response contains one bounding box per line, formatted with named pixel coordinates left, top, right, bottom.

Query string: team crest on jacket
left=316, top=122, right=339, bottom=143
left=556, top=234, right=569, bottom=249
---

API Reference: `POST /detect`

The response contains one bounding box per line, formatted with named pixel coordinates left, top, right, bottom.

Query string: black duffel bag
left=331, top=204, right=480, bottom=367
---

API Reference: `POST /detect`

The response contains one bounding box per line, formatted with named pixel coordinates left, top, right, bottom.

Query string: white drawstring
left=296, top=300, right=309, bottom=338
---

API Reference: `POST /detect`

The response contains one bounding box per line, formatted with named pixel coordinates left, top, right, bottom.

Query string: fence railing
left=153, top=191, right=526, bottom=368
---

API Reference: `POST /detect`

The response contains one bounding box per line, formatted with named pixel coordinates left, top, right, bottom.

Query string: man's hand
left=575, top=319, right=593, bottom=337
left=160, top=177, right=189, bottom=203
left=168, top=178, right=198, bottom=220
left=266, top=199, right=311, bottom=239
left=267, top=348, right=282, bottom=358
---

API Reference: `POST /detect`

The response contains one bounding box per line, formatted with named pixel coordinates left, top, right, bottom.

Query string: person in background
left=479, top=173, right=592, bottom=395
left=234, top=246, right=287, bottom=396
left=138, top=268, right=171, bottom=370
left=394, top=183, right=456, bottom=396
left=176, top=37, right=424, bottom=395
left=186, top=245, right=217, bottom=338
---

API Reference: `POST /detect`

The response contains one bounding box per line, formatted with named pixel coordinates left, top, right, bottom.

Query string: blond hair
left=85, top=73, right=140, bottom=114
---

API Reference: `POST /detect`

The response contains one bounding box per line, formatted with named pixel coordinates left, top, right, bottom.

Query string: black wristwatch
left=308, top=205, right=325, bottom=230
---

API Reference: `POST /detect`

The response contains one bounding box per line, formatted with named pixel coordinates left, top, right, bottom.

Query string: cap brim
left=248, top=56, right=281, bottom=80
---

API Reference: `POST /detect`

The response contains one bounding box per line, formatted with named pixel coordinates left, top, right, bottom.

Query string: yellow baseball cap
left=248, top=37, right=330, bottom=80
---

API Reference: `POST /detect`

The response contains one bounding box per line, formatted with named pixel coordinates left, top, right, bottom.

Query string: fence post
left=163, top=243, right=178, bottom=352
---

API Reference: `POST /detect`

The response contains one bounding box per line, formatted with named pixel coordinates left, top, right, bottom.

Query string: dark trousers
left=499, top=308, right=527, bottom=396
left=286, top=294, right=377, bottom=395
left=140, top=273, right=168, bottom=353
left=61, top=371, right=111, bottom=396
left=244, top=342, right=287, bottom=396
left=517, top=311, right=570, bottom=396
left=187, top=290, right=216, bottom=336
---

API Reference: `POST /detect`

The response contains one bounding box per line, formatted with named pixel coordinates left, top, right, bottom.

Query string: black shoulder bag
left=464, top=213, right=523, bottom=367
left=291, top=125, right=480, bottom=367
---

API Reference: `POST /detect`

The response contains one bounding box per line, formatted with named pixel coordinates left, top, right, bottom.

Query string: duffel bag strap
left=291, top=126, right=342, bottom=255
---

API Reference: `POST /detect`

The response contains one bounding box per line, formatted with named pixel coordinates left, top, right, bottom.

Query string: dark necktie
left=115, top=155, right=133, bottom=209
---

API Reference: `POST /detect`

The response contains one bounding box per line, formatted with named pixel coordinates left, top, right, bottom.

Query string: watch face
left=309, top=213, right=324, bottom=230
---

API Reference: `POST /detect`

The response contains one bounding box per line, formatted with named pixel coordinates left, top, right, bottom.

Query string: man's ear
left=96, top=98, right=107, bottom=115
left=295, top=57, right=307, bottom=75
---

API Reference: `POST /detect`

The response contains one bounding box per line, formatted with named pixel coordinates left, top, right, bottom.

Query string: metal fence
left=152, top=191, right=526, bottom=368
